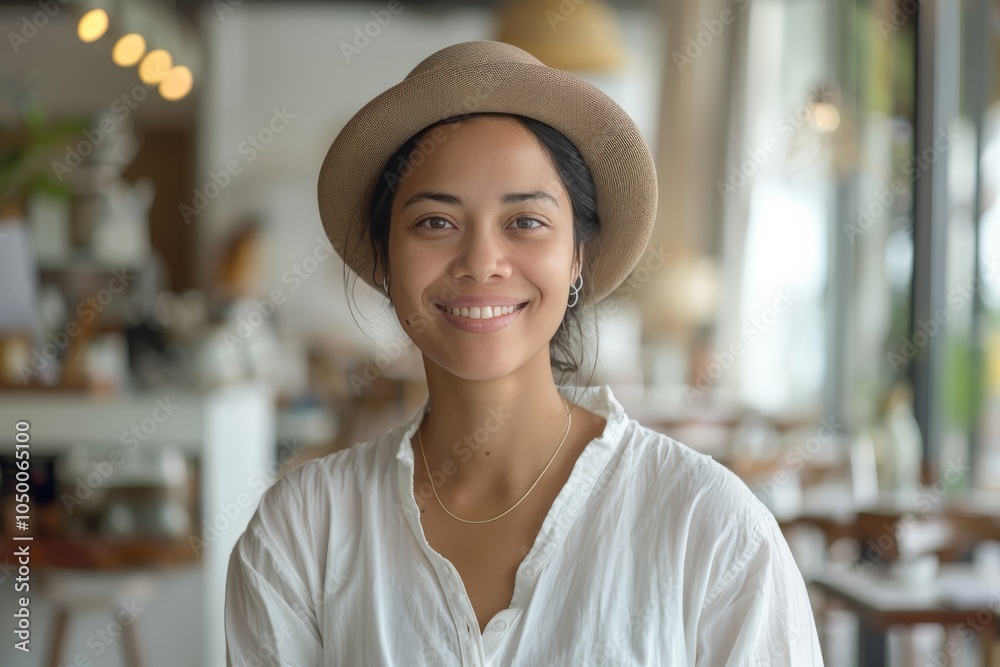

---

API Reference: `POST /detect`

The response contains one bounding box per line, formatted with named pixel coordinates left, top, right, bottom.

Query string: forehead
left=394, top=116, right=567, bottom=197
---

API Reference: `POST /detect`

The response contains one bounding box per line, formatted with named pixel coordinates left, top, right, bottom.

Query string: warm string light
left=112, top=33, right=146, bottom=67
left=77, top=9, right=109, bottom=43
left=78, top=5, right=195, bottom=101
left=159, top=66, right=193, bottom=101
left=139, top=49, right=172, bottom=84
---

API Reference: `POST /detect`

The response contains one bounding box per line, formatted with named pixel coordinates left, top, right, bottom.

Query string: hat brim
left=317, top=60, right=657, bottom=309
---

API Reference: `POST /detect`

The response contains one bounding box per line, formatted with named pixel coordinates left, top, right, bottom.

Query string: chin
left=429, top=350, right=522, bottom=382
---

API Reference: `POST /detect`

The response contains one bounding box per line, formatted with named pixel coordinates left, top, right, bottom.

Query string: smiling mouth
left=435, top=302, right=528, bottom=320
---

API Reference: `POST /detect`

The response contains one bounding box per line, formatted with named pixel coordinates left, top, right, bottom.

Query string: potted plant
left=0, top=92, right=88, bottom=387
left=0, top=93, right=90, bottom=217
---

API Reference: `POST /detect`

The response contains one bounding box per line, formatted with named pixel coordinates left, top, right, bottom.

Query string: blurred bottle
left=879, top=382, right=924, bottom=507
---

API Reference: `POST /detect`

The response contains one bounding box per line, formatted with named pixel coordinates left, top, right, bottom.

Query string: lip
left=436, top=302, right=527, bottom=333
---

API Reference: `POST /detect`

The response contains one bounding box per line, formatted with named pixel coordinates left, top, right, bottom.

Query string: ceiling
left=0, top=0, right=652, bottom=15
left=0, top=0, right=653, bottom=129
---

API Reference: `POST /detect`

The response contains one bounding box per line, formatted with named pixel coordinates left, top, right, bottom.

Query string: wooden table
left=813, top=563, right=999, bottom=667
left=0, top=534, right=201, bottom=570
left=781, top=498, right=1000, bottom=564
left=779, top=512, right=859, bottom=546
left=945, top=496, right=1000, bottom=545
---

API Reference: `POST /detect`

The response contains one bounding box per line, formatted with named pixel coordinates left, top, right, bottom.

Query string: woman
left=225, top=41, right=824, bottom=666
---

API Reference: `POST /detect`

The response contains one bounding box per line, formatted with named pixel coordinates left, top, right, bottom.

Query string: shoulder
left=611, top=421, right=799, bottom=617
left=616, top=419, right=775, bottom=567
left=238, top=423, right=404, bottom=560
left=252, top=428, right=397, bottom=535
left=229, top=425, right=405, bottom=611
left=622, top=419, right=770, bottom=526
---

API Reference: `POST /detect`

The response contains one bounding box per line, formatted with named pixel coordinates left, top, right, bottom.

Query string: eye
left=416, top=216, right=455, bottom=230
left=510, top=217, right=544, bottom=230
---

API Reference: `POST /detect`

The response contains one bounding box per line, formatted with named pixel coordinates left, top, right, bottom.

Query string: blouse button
left=522, top=565, right=535, bottom=578
left=492, top=619, right=508, bottom=632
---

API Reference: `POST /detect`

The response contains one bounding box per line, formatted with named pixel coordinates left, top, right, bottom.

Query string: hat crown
left=405, top=40, right=544, bottom=80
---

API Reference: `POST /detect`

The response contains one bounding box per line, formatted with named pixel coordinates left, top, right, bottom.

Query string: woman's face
left=386, top=115, right=580, bottom=381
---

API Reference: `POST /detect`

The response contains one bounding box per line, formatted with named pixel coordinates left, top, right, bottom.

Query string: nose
left=449, top=221, right=513, bottom=284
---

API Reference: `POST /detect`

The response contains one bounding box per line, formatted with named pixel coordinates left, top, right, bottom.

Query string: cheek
left=520, top=244, right=574, bottom=280
left=398, top=257, right=441, bottom=301
left=388, top=236, right=428, bottom=281
left=388, top=248, right=438, bottom=324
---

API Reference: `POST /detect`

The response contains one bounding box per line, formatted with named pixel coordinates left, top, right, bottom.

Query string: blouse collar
left=393, top=384, right=630, bottom=468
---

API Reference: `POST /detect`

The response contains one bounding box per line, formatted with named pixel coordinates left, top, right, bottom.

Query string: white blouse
left=225, top=384, right=825, bottom=666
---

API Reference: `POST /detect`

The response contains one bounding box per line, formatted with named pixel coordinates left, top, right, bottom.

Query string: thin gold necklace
left=415, top=397, right=572, bottom=524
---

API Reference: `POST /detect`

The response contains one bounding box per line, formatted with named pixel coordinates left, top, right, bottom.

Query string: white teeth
left=445, top=304, right=521, bottom=319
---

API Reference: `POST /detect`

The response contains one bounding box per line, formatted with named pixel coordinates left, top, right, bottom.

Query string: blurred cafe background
left=0, top=0, right=998, bottom=665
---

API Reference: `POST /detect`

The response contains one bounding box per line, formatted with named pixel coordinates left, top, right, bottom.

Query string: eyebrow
left=401, top=190, right=560, bottom=210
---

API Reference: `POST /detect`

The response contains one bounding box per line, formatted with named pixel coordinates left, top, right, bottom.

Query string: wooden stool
left=43, top=569, right=156, bottom=667
left=22, top=535, right=200, bottom=667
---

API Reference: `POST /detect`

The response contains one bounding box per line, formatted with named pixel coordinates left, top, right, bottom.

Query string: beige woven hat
left=317, top=40, right=657, bottom=309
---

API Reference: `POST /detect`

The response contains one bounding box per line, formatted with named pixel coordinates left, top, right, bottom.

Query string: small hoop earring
left=568, top=274, right=583, bottom=308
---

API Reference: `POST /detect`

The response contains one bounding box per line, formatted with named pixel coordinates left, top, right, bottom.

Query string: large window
left=719, top=0, right=998, bottom=494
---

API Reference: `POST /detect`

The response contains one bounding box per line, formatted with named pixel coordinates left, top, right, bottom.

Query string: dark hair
left=347, top=112, right=601, bottom=386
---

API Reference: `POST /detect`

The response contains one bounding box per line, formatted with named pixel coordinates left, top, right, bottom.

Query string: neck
left=415, top=353, right=576, bottom=509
